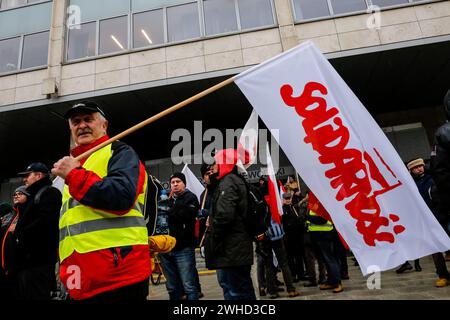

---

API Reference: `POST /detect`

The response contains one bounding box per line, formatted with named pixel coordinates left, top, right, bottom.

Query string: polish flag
left=265, top=143, right=283, bottom=225
left=237, top=110, right=258, bottom=169
left=278, top=179, right=286, bottom=206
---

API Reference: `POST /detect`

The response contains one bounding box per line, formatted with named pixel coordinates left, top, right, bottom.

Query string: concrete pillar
left=43, top=0, right=67, bottom=98
left=273, top=0, right=300, bottom=51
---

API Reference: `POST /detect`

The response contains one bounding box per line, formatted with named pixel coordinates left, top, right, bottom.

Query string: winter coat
left=59, top=135, right=151, bottom=300
left=282, top=204, right=306, bottom=236
left=167, top=189, right=199, bottom=251
left=431, top=90, right=450, bottom=215
left=14, top=176, right=61, bottom=270
left=204, top=149, right=253, bottom=269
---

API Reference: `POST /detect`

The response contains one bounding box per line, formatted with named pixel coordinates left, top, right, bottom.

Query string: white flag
left=235, top=41, right=450, bottom=275
left=181, top=164, right=205, bottom=202
left=237, top=110, right=259, bottom=169
left=52, top=176, right=64, bottom=193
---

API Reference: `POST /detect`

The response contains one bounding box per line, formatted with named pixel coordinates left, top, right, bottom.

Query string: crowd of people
left=0, top=89, right=449, bottom=300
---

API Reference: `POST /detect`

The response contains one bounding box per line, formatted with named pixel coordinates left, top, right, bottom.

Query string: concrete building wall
left=0, top=0, right=449, bottom=108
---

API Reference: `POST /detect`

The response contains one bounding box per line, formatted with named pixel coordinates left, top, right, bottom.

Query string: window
left=0, top=0, right=26, bottom=10
left=66, top=0, right=276, bottom=61
left=70, top=0, right=129, bottom=23
left=330, top=0, right=367, bottom=14
left=132, top=0, right=192, bottom=12
left=0, top=1, right=51, bottom=39
left=67, top=22, right=96, bottom=60
left=21, top=30, right=49, bottom=69
left=0, top=1, right=50, bottom=73
left=371, top=0, right=409, bottom=7
left=167, top=2, right=200, bottom=42
left=0, top=0, right=44, bottom=10
left=0, top=37, right=20, bottom=73
left=238, top=0, right=274, bottom=30
left=133, top=9, right=164, bottom=48
left=293, top=0, right=435, bottom=21
left=293, top=0, right=330, bottom=20
left=204, top=0, right=237, bottom=36
left=99, top=16, right=128, bottom=55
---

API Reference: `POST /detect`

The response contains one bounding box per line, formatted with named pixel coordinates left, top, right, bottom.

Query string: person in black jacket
left=159, top=172, right=200, bottom=300
left=204, top=149, right=256, bottom=300
left=406, top=158, right=450, bottom=287
left=282, top=192, right=307, bottom=282
left=13, top=162, right=62, bottom=300
left=431, top=89, right=450, bottom=262
left=431, top=89, right=450, bottom=241
left=0, top=201, right=17, bottom=300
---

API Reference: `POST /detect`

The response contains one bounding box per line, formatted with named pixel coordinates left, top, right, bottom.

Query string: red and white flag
left=265, top=143, right=283, bottom=225
left=234, top=41, right=450, bottom=275
left=237, top=110, right=258, bottom=169
left=278, top=179, right=286, bottom=205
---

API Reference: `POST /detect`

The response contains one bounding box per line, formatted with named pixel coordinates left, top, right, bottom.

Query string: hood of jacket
left=214, top=149, right=238, bottom=180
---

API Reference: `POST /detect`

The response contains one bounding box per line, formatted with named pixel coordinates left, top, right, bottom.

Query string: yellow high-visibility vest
left=307, top=210, right=334, bottom=232
left=59, top=144, right=148, bottom=262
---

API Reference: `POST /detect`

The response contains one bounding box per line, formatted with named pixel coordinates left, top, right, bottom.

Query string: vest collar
left=70, top=135, right=110, bottom=160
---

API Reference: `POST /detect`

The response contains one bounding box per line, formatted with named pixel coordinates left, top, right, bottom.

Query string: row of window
left=292, top=0, right=428, bottom=21
left=0, top=31, right=49, bottom=73
left=0, top=0, right=41, bottom=10
left=0, top=0, right=438, bottom=74
left=67, top=0, right=276, bottom=61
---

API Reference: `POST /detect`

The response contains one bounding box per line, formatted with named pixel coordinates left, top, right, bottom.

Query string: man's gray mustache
left=77, top=130, right=92, bottom=136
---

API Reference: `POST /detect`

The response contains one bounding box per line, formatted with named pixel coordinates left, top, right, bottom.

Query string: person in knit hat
left=158, top=171, right=200, bottom=300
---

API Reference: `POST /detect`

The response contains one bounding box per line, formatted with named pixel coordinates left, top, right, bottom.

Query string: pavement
left=147, top=253, right=450, bottom=300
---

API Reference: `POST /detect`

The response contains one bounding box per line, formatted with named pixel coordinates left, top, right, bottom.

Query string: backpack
left=239, top=176, right=271, bottom=240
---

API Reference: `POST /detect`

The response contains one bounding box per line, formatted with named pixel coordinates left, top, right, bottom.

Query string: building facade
left=0, top=0, right=449, bottom=199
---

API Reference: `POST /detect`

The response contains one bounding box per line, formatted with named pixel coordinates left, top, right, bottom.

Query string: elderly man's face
left=23, top=172, right=44, bottom=187
left=69, top=112, right=108, bottom=146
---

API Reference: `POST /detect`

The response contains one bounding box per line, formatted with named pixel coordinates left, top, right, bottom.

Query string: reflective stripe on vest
left=59, top=143, right=148, bottom=262
left=307, top=210, right=333, bottom=232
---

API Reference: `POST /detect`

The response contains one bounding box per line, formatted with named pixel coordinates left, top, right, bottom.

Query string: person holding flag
left=52, top=101, right=151, bottom=301
left=204, top=149, right=256, bottom=300
left=258, top=145, right=301, bottom=299
left=307, top=192, right=343, bottom=293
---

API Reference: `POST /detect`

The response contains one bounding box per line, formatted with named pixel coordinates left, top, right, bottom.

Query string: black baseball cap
left=18, top=162, right=50, bottom=176
left=64, top=101, right=106, bottom=120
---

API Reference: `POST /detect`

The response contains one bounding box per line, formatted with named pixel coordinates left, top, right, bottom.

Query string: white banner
left=235, top=41, right=450, bottom=275
left=181, top=164, right=205, bottom=202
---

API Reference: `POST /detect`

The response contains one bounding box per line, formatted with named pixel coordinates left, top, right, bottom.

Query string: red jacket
left=59, top=136, right=151, bottom=300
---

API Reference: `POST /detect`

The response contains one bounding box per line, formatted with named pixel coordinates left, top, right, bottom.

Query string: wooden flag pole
left=200, top=188, right=208, bottom=210
left=198, top=188, right=208, bottom=248
left=74, top=76, right=236, bottom=161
